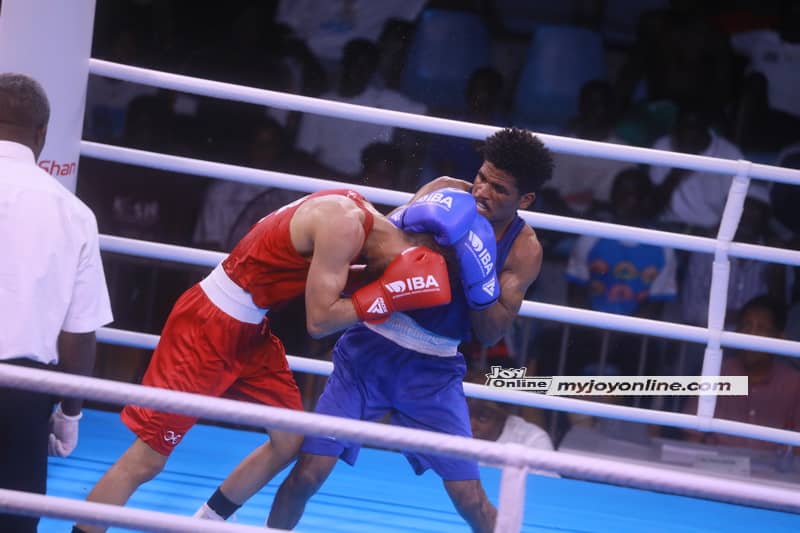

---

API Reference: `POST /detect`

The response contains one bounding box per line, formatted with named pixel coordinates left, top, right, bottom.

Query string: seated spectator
left=680, top=183, right=786, bottom=329
left=468, top=397, right=555, bottom=452
left=79, top=94, right=202, bottom=246
left=375, top=18, right=417, bottom=92
left=84, top=27, right=159, bottom=143
left=419, top=67, right=508, bottom=185
left=565, top=168, right=677, bottom=376
left=771, top=142, right=800, bottom=236
left=682, top=295, right=800, bottom=452
left=295, top=38, right=426, bottom=178
left=77, top=95, right=205, bottom=334
left=567, top=168, right=678, bottom=316
left=770, top=144, right=800, bottom=343
left=466, top=368, right=556, bottom=477
left=613, top=4, right=734, bottom=123
left=563, top=364, right=653, bottom=446
left=193, top=117, right=310, bottom=252
left=542, top=80, right=630, bottom=217
left=358, top=142, right=405, bottom=213
left=731, top=1, right=800, bottom=152
left=274, top=0, right=426, bottom=70
left=648, top=105, right=743, bottom=236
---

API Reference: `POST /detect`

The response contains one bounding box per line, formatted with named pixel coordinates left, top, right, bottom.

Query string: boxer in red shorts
left=74, top=189, right=453, bottom=533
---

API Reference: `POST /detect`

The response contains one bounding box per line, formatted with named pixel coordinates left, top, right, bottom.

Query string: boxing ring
left=2, top=4, right=800, bottom=532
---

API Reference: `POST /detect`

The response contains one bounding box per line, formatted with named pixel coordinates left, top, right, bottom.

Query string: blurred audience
left=295, top=38, right=426, bottom=178
left=465, top=368, right=555, bottom=476
left=543, top=80, right=631, bottom=217
left=192, top=116, right=305, bottom=252
left=648, top=106, right=743, bottom=236
left=565, top=168, right=677, bottom=375
left=731, top=1, right=800, bottom=153
left=682, top=295, right=800, bottom=452
left=613, top=3, right=734, bottom=123
left=679, top=184, right=786, bottom=329
left=561, top=363, right=653, bottom=446
left=274, top=0, right=426, bottom=69
left=567, top=168, right=677, bottom=317
left=419, top=67, right=508, bottom=185
left=358, top=141, right=405, bottom=213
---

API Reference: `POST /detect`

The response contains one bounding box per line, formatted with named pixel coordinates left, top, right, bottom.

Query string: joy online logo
left=384, top=275, right=440, bottom=294
left=163, top=430, right=183, bottom=445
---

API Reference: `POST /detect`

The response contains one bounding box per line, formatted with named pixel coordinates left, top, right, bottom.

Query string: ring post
left=0, top=0, right=96, bottom=192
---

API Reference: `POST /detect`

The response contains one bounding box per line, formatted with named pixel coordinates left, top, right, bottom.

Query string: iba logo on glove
left=384, top=275, right=441, bottom=295
left=467, top=231, right=494, bottom=275
left=367, top=297, right=389, bottom=315
left=482, top=277, right=497, bottom=296
left=416, top=191, right=454, bottom=209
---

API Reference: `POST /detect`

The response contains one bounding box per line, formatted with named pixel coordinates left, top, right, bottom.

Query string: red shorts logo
left=163, top=430, right=183, bottom=446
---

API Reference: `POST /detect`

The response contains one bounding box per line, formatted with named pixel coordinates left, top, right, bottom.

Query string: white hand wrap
left=48, top=403, right=81, bottom=457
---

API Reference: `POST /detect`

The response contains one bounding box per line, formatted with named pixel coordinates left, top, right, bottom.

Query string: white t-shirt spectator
left=496, top=415, right=558, bottom=477
left=548, top=136, right=632, bottom=214
left=296, top=86, right=426, bottom=176
left=0, top=141, right=113, bottom=364
left=497, top=415, right=554, bottom=450
left=649, top=132, right=742, bottom=229
left=276, top=0, right=426, bottom=63
left=194, top=182, right=304, bottom=251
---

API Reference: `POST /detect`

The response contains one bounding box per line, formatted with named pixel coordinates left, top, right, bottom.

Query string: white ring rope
left=88, top=59, right=800, bottom=185
left=78, top=58, right=800, bottom=454
left=1, top=363, right=799, bottom=517
left=0, top=489, right=273, bottom=533
left=96, top=324, right=800, bottom=449
left=82, top=141, right=800, bottom=267
left=94, top=326, right=800, bottom=447
left=6, top=53, right=790, bottom=531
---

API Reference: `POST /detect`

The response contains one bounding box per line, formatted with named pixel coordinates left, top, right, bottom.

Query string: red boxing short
left=121, top=284, right=303, bottom=456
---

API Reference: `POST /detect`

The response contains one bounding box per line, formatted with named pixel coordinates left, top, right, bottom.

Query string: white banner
left=0, top=0, right=96, bottom=192
left=484, top=367, right=749, bottom=396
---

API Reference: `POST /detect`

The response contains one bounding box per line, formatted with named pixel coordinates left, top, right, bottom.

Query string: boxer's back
left=223, top=189, right=373, bottom=309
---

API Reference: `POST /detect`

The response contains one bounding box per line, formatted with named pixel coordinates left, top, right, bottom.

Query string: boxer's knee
left=268, top=429, right=303, bottom=464
left=117, top=438, right=168, bottom=484
left=284, top=454, right=336, bottom=498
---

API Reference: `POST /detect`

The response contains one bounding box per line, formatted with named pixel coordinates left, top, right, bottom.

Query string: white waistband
left=199, top=264, right=267, bottom=324
left=364, top=312, right=460, bottom=357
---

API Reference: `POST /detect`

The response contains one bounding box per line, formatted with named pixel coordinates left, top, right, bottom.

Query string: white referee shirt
left=0, top=141, right=113, bottom=364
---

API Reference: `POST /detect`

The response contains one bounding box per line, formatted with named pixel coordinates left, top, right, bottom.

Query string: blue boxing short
left=302, top=324, right=478, bottom=481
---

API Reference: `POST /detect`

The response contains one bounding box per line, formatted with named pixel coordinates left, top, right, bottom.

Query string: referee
left=0, top=72, right=113, bottom=532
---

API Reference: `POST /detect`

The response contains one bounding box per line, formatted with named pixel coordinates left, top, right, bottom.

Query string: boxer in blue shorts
left=196, top=128, right=553, bottom=533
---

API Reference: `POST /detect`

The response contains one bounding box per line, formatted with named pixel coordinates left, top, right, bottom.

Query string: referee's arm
left=56, top=331, right=97, bottom=416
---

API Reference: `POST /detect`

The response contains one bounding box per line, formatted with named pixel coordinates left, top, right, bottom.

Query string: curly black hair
left=478, top=127, right=553, bottom=194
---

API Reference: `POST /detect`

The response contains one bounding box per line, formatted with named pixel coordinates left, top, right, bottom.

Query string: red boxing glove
left=352, top=246, right=452, bottom=323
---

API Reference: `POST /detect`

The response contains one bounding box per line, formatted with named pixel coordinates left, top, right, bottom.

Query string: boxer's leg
left=266, top=453, right=339, bottom=529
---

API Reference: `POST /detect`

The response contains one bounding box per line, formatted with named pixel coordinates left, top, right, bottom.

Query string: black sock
left=207, top=487, right=241, bottom=519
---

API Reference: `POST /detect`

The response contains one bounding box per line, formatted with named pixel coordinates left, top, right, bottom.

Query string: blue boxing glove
left=456, top=214, right=500, bottom=309
left=392, top=187, right=477, bottom=245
